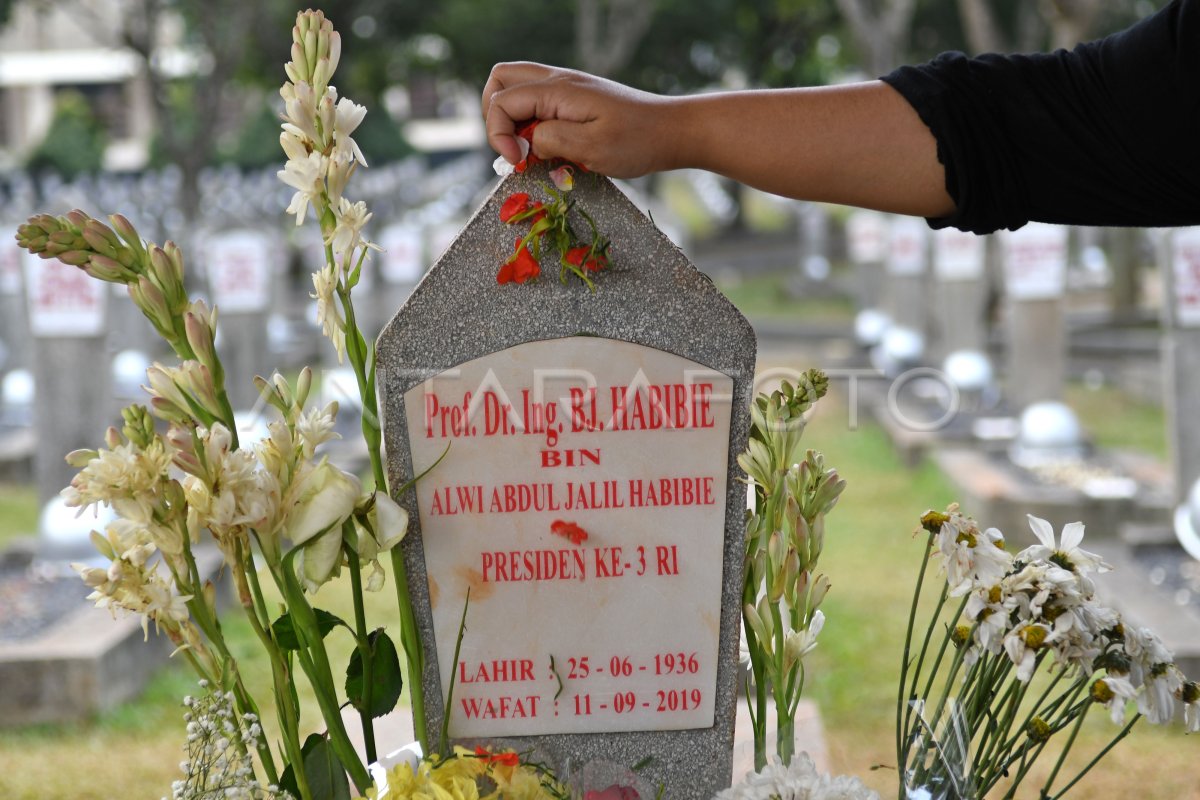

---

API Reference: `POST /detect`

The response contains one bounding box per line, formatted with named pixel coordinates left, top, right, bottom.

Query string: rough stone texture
left=378, top=164, right=757, bottom=797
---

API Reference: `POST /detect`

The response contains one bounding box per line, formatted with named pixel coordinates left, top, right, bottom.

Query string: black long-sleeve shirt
left=882, top=0, right=1200, bottom=234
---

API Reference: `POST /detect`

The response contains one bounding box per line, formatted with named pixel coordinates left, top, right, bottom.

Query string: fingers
left=480, top=62, right=556, bottom=119
left=482, top=62, right=562, bottom=164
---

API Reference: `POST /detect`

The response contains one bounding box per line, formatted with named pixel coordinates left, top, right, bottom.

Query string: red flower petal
left=551, top=519, right=588, bottom=546
left=500, top=193, right=530, bottom=223
left=513, top=120, right=542, bottom=173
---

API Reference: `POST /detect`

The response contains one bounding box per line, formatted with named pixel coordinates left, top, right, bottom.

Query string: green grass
left=1065, top=381, right=1168, bottom=461
left=716, top=270, right=854, bottom=322
left=0, top=483, right=38, bottom=549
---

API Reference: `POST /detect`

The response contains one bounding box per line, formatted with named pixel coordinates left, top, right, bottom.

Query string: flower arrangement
left=495, top=122, right=611, bottom=288
left=737, top=370, right=844, bottom=771
left=896, top=507, right=1198, bottom=799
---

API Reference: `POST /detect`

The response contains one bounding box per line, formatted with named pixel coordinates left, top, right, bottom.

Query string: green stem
left=345, top=542, right=377, bottom=764
left=335, top=267, right=429, bottom=753
left=898, top=530, right=937, bottom=793
left=274, top=555, right=372, bottom=793
left=1040, top=699, right=1091, bottom=797
left=1046, top=714, right=1140, bottom=800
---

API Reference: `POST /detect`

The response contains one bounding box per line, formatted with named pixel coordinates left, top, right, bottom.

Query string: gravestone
left=885, top=215, right=930, bottom=335
left=932, top=227, right=987, bottom=360
left=21, top=251, right=111, bottom=507
left=379, top=165, right=757, bottom=797
left=204, top=229, right=274, bottom=408
left=1163, top=227, right=1200, bottom=506
left=1001, top=223, right=1069, bottom=409
left=845, top=210, right=887, bottom=309
left=1, top=235, right=30, bottom=371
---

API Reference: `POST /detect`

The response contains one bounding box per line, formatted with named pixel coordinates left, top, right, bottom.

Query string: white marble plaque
left=1171, top=228, right=1200, bottom=328
left=933, top=228, right=985, bottom=281
left=846, top=211, right=887, bottom=264
left=380, top=224, right=424, bottom=284
left=23, top=252, right=106, bottom=337
left=207, top=230, right=272, bottom=313
left=404, top=336, right=733, bottom=738
left=0, top=240, right=23, bottom=295
left=1002, top=222, right=1068, bottom=300
left=886, top=216, right=928, bottom=276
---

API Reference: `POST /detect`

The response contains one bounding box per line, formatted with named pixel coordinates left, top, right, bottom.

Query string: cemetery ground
left=0, top=363, right=1196, bottom=799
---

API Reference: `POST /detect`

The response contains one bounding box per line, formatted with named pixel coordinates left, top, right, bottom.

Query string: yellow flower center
left=1090, top=679, right=1115, bottom=703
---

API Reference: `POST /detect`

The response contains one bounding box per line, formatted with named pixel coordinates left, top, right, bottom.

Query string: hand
left=482, top=62, right=680, bottom=178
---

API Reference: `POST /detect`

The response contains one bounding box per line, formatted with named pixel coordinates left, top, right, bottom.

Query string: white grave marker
left=934, top=227, right=985, bottom=281
left=207, top=230, right=272, bottom=313
left=846, top=210, right=887, bottom=264
left=23, top=252, right=106, bottom=337
left=887, top=216, right=928, bottom=276
left=1002, top=223, right=1068, bottom=300
left=380, top=223, right=425, bottom=284
left=1171, top=227, right=1200, bottom=328
left=1, top=240, right=23, bottom=295
left=405, top=337, right=731, bottom=737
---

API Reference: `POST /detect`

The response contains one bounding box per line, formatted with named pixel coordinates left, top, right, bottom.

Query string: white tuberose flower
left=311, top=263, right=346, bottom=363
left=279, top=151, right=327, bottom=225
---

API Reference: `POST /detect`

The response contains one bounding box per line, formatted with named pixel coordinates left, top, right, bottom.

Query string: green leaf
left=272, top=608, right=347, bottom=651
left=279, top=734, right=351, bottom=800
left=345, top=629, right=404, bottom=719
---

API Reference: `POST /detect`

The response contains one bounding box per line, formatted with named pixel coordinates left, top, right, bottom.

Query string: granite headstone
left=378, top=164, right=757, bottom=797
left=1001, top=223, right=1069, bottom=409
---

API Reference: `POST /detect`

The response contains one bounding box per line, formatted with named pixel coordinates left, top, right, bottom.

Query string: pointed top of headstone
left=378, top=165, right=754, bottom=382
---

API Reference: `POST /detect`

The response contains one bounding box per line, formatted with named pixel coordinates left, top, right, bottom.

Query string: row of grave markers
left=845, top=209, right=1200, bottom=504
left=0, top=212, right=471, bottom=505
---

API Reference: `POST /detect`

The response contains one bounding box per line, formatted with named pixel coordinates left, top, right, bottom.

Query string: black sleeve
left=881, top=0, right=1200, bottom=234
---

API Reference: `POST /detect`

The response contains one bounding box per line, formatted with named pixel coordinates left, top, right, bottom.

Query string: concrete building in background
left=0, top=0, right=199, bottom=172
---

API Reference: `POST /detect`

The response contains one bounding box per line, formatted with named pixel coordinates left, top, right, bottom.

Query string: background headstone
left=932, top=227, right=988, bottom=359
left=21, top=251, right=112, bottom=507
left=0, top=235, right=30, bottom=372
left=845, top=210, right=887, bottom=309
left=1001, top=222, right=1069, bottom=409
left=204, top=229, right=274, bottom=408
left=1163, top=227, right=1200, bottom=505
left=379, top=166, right=757, bottom=798
left=885, top=215, right=930, bottom=335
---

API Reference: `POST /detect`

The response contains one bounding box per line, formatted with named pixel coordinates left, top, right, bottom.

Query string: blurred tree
left=833, top=0, right=917, bottom=74
left=51, top=0, right=265, bottom=218
left=25, top=90, right=107, bottom=178
left=576, top=0, right=657, bottom=76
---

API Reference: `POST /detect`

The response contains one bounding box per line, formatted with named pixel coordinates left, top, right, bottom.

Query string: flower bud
left=287, top=461, right=361, bottom=546
left=55, top=249, right=91, bottom=267
left=295, top=367, right=313, bottom=409
left=184, top=311, right=217, bottom=371
left=65, top=448, right=99, bottom=468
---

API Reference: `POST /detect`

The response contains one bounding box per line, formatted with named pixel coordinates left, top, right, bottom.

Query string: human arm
left=482, top=62, right=956, bottom=219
